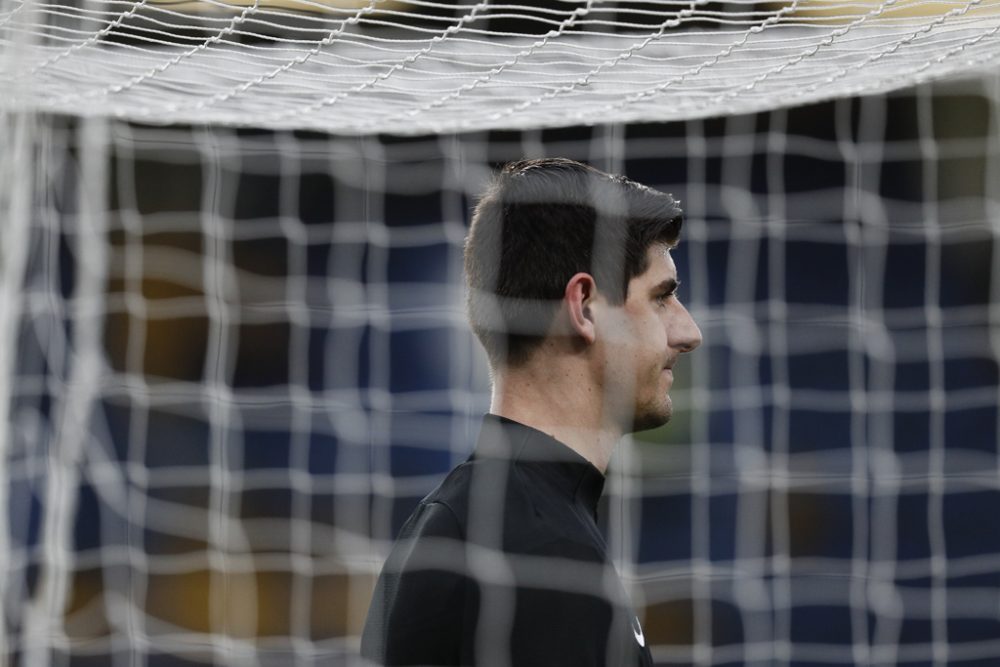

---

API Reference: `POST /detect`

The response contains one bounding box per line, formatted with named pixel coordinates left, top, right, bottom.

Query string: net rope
left=2, top=0, right=1000, bottom=133
left=2, top=77, right=1000, bottom=665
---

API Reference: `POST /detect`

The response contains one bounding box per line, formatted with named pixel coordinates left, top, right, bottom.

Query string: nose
left=672, top=301, right=702, bottom=353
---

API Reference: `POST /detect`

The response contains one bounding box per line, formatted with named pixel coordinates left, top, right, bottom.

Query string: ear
left=564, top=272, right=598, bottom=344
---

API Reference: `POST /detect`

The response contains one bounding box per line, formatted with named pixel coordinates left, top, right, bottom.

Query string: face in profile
left=597, top=245, right=702, bottom=432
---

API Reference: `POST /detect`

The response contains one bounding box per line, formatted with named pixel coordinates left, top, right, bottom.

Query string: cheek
left=647, top=314, right=669, bottom=350
left=633, top=318, right=666, bottom=369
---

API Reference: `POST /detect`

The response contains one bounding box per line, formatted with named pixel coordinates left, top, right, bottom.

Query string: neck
left=489, top=358, right=622, bottom=474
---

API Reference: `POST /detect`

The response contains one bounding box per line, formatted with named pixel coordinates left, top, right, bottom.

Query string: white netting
left=4, top=1, right=1000, bottom=664
left=1, top=0, right=1000, bottom=133
left=2, top=76, right=1000, bottom=665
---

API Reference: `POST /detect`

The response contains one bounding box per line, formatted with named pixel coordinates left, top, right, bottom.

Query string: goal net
left=3, top=0, right=1000, bottom=132
left=3, top=2, right=1000, bottom=667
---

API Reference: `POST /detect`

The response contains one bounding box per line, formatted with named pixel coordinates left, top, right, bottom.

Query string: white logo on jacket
left=632, top=616, right=645, bottom=647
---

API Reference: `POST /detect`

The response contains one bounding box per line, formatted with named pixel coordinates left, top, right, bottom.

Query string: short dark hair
left=464, top=157, right=683, bottom=368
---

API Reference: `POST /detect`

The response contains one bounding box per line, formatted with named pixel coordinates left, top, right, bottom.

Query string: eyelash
left=656, top=283, right=680, bottom=306
left=656, top=291, right=676, bottom=306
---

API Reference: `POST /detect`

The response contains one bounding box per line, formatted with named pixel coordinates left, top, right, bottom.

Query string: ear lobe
left=565, top=272, right=597, bottom=344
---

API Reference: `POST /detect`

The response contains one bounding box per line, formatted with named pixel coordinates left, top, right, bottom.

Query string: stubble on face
left=627, top=343, right=674, bottom=433
left=630, top=367, right=673, bottom=432
left=610, top=246, right=680, bottom=434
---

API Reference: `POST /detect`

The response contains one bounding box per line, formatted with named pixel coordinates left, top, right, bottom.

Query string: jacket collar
left=474, top=413, right=606, bottom=516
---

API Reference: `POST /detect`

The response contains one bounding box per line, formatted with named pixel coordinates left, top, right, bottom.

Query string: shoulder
left=424, top=459, right=602, bottom=558
left=415, top=461, right=475, bottom=534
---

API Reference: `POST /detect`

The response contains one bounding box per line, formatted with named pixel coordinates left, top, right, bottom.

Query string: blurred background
left=2, top=2, right=1000, bottom=665
left=4, top=79, right=999, bottom=666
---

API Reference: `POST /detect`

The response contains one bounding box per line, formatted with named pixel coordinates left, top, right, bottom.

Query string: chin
left=629, top=399, right=673, bottom=433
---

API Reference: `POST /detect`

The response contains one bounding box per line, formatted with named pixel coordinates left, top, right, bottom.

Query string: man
left=361, top=158, right=702, bottom=666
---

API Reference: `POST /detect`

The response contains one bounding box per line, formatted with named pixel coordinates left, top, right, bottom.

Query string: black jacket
left=361, top=414, right=653, bottom=666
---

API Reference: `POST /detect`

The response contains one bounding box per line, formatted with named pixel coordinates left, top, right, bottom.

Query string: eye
left=656, top=282, right=680, bottom=307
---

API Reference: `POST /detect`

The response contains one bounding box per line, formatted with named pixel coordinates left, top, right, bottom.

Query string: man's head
left=464, top=158, right=701, bottom=430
